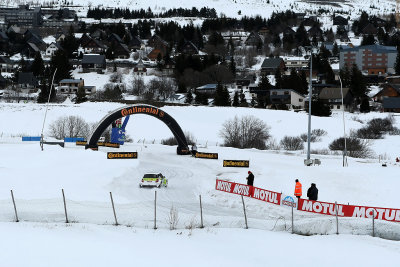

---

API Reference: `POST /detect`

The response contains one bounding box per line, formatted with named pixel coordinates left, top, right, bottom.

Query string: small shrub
left=329, top=137, right=372, bottom=158
left=266, top=138, right=281, bottom=150
left=280, top=136, right=304, bottom=151
left=389, top=127, right=400, bottom=135
left=162, top=131, right=195, bottom=146
left=167, top=206, right=179, bottom=230
left=299, top=129, right=327, bottom=143
left=312, top=129, right=327, bottom=137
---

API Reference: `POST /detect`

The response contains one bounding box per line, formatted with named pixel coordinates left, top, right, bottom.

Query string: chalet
left=133, top=59, right=146, bottom=75
left=108, top=33, right=123, bottom=45
left=113, top=42, right=130, bottom=59
left=362, top=23, right=378, bottom=35
left=236, top=75, right=255, bottom=90
left=181, top=41, right=199, bottom=55
left=260, top=57, right=285, bottom=75
left=147, top=34, right=168, bottom=54
left=308, top=25, right=323, bottom=38
left=79, top=33, right=92, bottom=46
left=91, top=29, right=106, bottom=40
left=162, top=58, right=175, bottom=76
left=17, top=72, right=38, bottom=90
left=383, top=97, right=400, bottom=112
left=81, top=54, right=106, bottom=72
left=45, top=42, right=63, bottom=57
left=258, top=27, right=269, bottom=36
left=333, top=15, right=348, bottom=26
left=58, top=78, right=84, bottom=94
left=318, top=87, right=353, bottom=111
left=147, top=48, right=163, bottom=61
left=372, top=84, right=400, bottom=102
left=245, top=32, right=262, bottom=46
left=269, top=89, right=305, bottom=108
left=55, top=28, right=67, bottom=42
left=126, top=34, right=144, bottom=50
left=22, top=42, right=40, bottom=58
left=81, top=38, right=106, bottom=54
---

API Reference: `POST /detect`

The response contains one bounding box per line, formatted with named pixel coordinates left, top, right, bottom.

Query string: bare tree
left=109, top=71, right=123, bottom=83
left=167, top=205, right=179, bottom=230
left=131, top=75, right=146, bottom=96
left=280, top=136, right=304, bottom=150
left=219, top=115, right=270, bottom=149
left=49, top=115, right=90, bottom=139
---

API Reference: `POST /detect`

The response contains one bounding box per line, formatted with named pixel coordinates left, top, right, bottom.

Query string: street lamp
left=306, top=47, right=318, bottom=166
left=338, top=75, right=348, bottom=167
left=40, top=68, right=57, bottom=151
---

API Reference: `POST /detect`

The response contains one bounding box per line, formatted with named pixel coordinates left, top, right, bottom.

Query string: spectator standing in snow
left=294, top=179, right=302, bottom=199
left=246, top=171, right=255, bottom=197
left=307, top=183, right=318, bottom=201
left=246, top=171, right=254, bottom=186
left=396, top=157, right=399, bottom=163
left=191, top=144, right=198, bottom=156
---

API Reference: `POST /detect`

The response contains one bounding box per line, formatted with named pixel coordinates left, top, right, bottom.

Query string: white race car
left=139, top=173, right=168, bottom=188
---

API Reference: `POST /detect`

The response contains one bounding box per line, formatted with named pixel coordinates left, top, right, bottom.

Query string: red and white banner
left=298, top=199, right=400, bottom=222
left=215, top=179, right=400, bottom=223
left=215, top=179, right=281, bottom=205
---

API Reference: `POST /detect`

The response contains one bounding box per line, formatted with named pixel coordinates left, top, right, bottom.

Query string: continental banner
left=195, top=152, right=218, bottom=159
left=105, top=142, right=120, bottom=148
left=107, top=152, right=137, bottom=159
left=215, top=179, right=281, bottom=205
left=223, top=160, right=249, bottom=167
left=97, top=142, right=105, bottom=146
left=298, top=199, right=400, bottom=223
left=76, top=141, right=87, bottom=146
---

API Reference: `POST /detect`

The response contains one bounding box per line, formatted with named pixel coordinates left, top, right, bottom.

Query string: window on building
left=272, top=92, right=277, bottom=95
left=299, top=99, right=303, bottom=102
left=284, top=91, right=289, bottom=95
left=337, top=105, right=340, bottom=109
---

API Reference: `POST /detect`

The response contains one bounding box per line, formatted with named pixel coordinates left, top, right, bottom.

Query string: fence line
left=3, top=189, right=400, bottom=241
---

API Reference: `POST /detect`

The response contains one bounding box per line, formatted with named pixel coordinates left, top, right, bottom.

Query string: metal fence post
left=154, top=191, right=157, bottom=230
left=199, top=195, right=204, bottom=228
left=10, top=190, right=19, bottom=222
left=372, top=210, right=375, bottom=237
left=109, top=192, right=118, bottom=226
left=291, top=205, right=294, bottom=234
left=241, top=195, right=248, bottom=229
left=62, top=189, right=69, bottom=223
left=335, top=201, right=339, bottom=235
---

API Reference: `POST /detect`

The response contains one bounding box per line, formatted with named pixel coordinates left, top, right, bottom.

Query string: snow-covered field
left=0, top=102, right=400, bottom=266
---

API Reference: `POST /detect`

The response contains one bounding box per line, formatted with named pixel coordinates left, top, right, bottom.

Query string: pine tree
left=274, top=68, right=283, bottom=89
left=31, top=52, right=44, bottom=77
left=232, top=91, right=240, bottom=106
left=332, top=42, right=339, bottom=57
left=349, top=64, right=367, bottom=98
left=185, top=91, right=193, bottom=104
left=75, top=85, right=87, bottom=104
left=229, top=56, right=236, bottom=77
left=359, top=97, right=370, bottom=113
left=239, top=93, right=248, bottom=107
left=50, top=50, right=72, bottom=84
left=214, top=83, right=230, bottom=106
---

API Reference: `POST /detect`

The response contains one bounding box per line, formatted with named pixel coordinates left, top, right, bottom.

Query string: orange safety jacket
left=294, top=182, right=302, bottom=197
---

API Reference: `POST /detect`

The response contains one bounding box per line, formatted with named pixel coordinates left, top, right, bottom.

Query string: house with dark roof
left=108, top=33, right=123, bottom=45
left=339, top=44, right=397, bottom=75
left=147, top=48, right=163, bottom=61
left=22, top=42, right=40, bottom=58
left=383, top=97, right=400, bottom=112
left=308, top=25, right=323, bottom=38
left=133, top=59, right=146, bottom=75
left=372, top=84, right=400, bottom=102
left=195, top=84, right=218, bottom=94
left=126, top=34, right=143, bottom=50
left=82, top=38, right=107, bottom=54
left=58, top=78, right=84, bottom=94
left=147, top=34, right=169, bottom=54
left=269, top=89, right=305, bottom=109
left=333, top=15, right=348, bottom=26
left=113, top=42, right=130, bottom=59
left=318, top=87, right=354, bottom=111
left=17, top=72, right=38, bottom=90
left=362, top=23, right=378, bottom=35
left=260, top=57, right=286, bottom=75
left=0, top=30, right=9, bottom=51
left=81, top=54, right=106, bottom=72
left=181, top=41, right=199, bottom=55
left=245, top=32, right=262, bottom=46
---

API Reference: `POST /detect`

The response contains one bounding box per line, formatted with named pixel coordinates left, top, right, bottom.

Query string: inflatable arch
left=86, top=104, right=190, bottom=155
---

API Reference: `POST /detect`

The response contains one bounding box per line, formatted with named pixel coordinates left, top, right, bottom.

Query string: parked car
left=139, top=173, right=168, bottom=188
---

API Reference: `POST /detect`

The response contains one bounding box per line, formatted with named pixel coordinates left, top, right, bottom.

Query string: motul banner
left=215, top=179, right=281, bottom=205
left=298, top=199, right=400, bottom=222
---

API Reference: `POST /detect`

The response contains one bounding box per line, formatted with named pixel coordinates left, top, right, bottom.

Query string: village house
left=269, top=89, right=305, bottom=109
left=260, top=57, right=286, bottom=75
left=45, top=42, right=63, bottom=57
left=58, top=78, right=84, bottom=94
left=81, top=54, right=106, bottom=73
left=318, top=87, right=354, bottom=111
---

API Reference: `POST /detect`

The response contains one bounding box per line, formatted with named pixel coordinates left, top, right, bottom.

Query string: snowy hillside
left=0, top=0, right=396, bottom=19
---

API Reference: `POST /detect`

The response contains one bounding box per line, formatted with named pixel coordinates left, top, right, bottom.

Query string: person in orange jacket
left=294, top=179, right=302, bottom=199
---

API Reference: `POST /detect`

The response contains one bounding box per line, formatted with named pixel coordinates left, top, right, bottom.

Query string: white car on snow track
left=139, top=173, right=168, bottom=188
